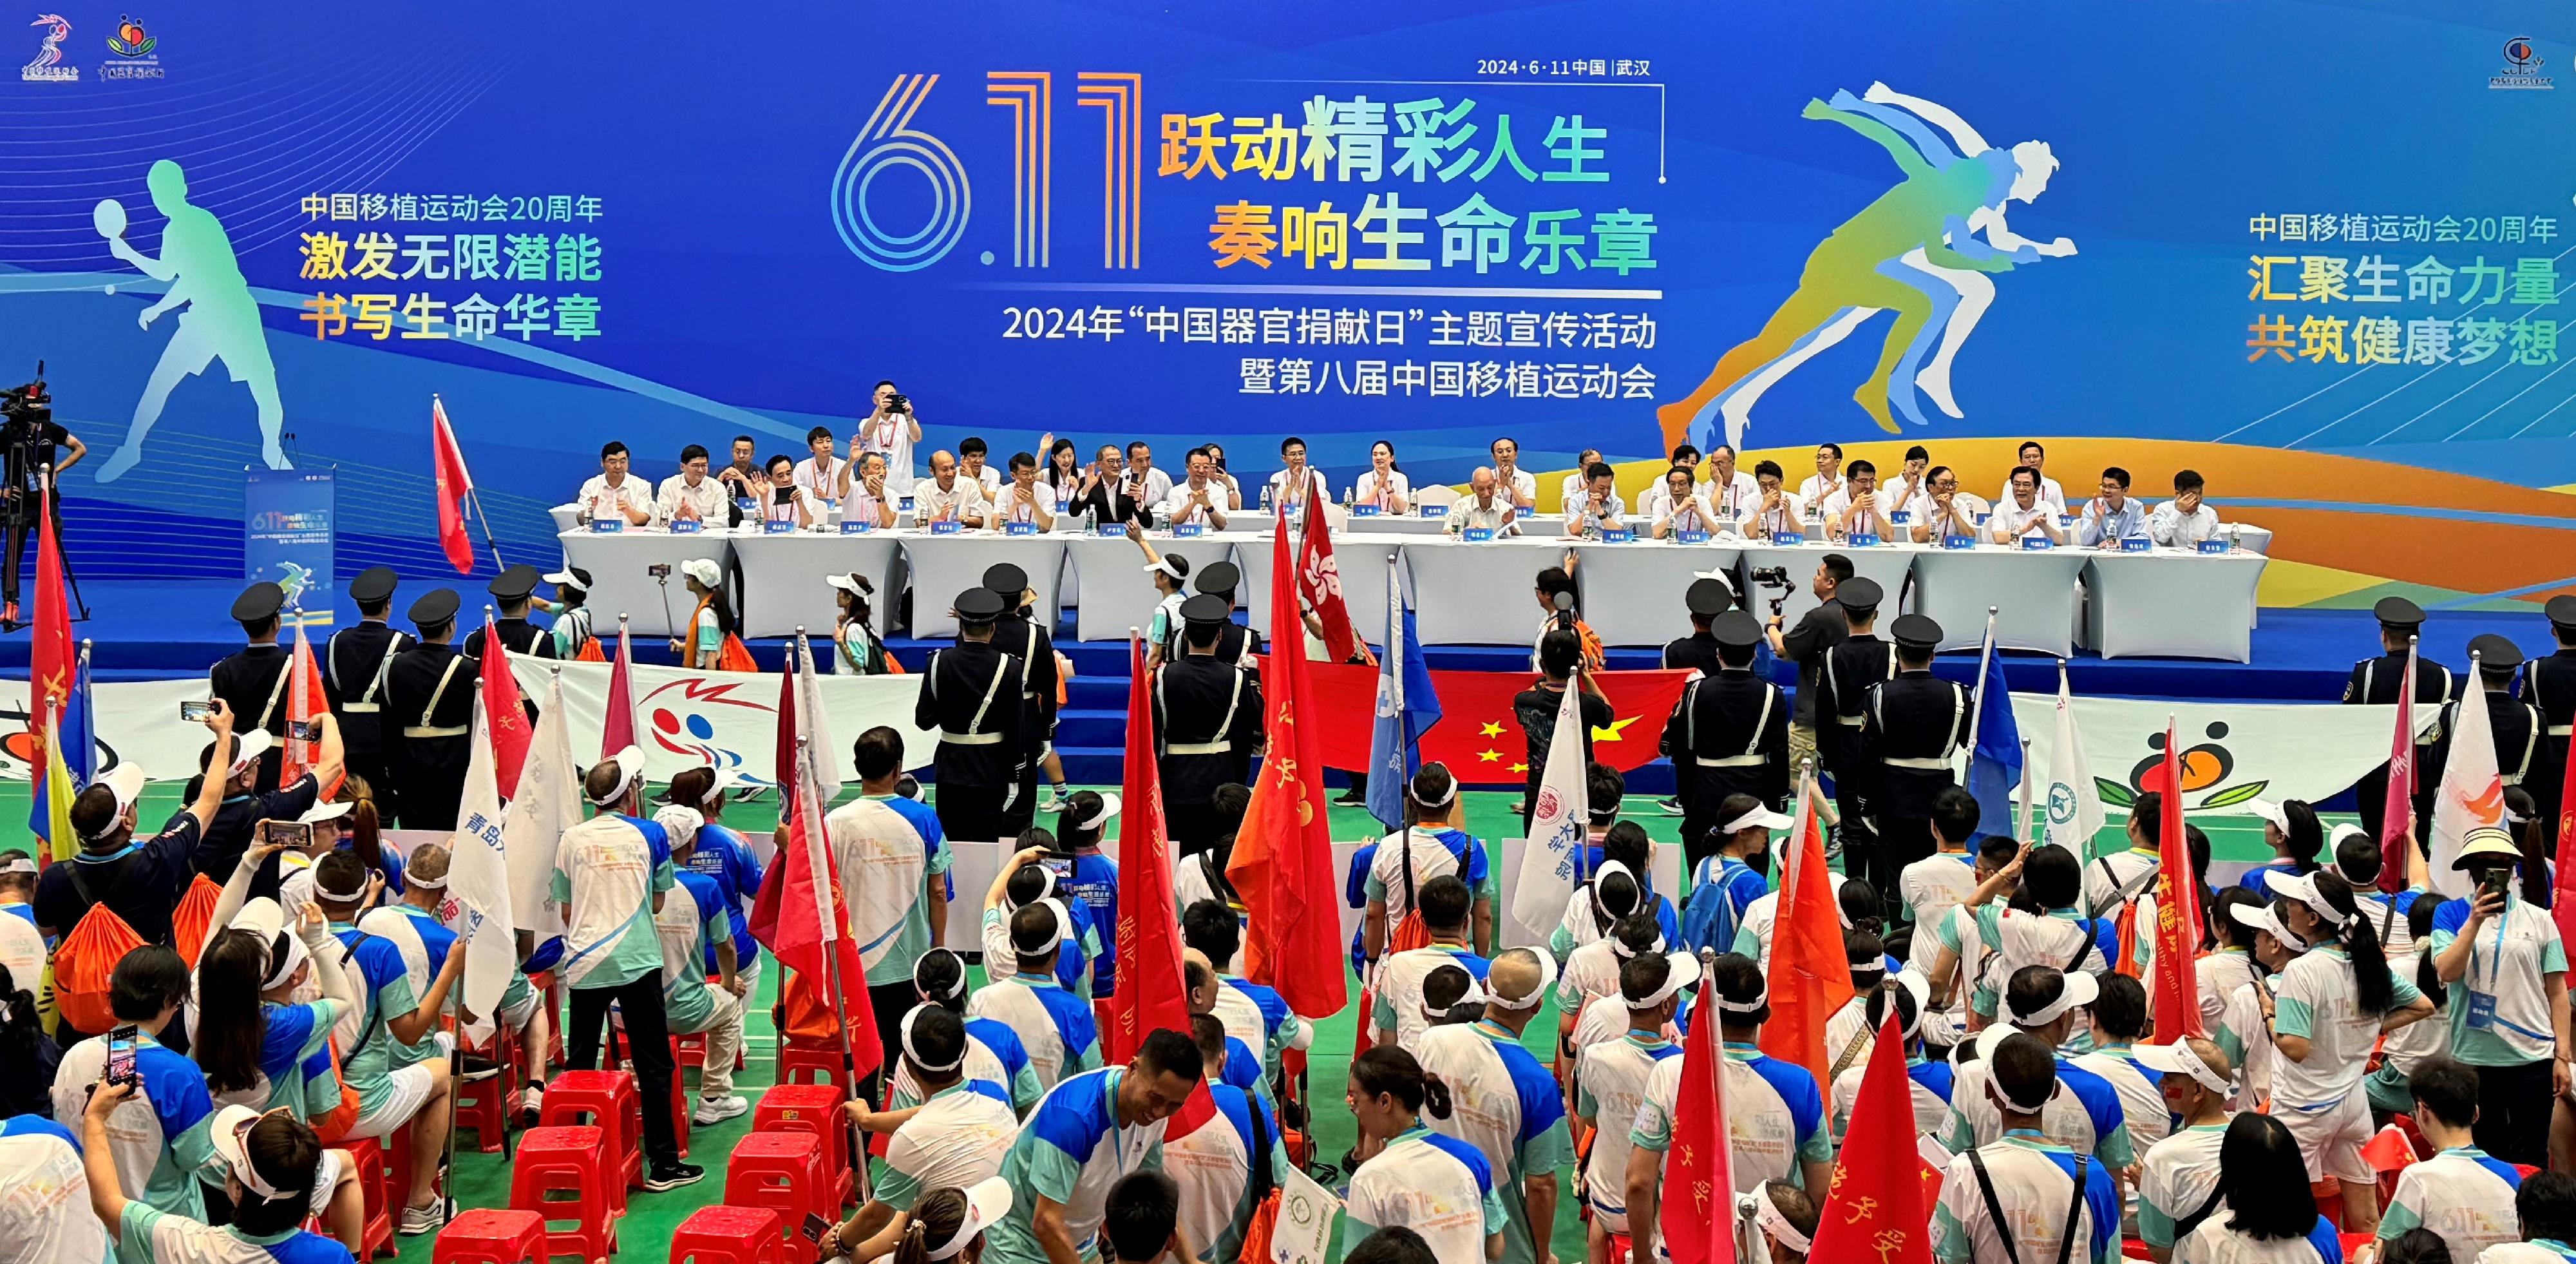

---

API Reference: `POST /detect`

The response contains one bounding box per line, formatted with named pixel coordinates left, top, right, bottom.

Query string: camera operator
left=1763, top=554, right=1853, bottom=781
left=0, top=369, right=83, bottom=626
left=855, top=381, right=921, bottom=496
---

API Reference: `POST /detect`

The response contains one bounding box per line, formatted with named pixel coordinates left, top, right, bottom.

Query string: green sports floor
left=0, top=784, right=2294, bottom=1263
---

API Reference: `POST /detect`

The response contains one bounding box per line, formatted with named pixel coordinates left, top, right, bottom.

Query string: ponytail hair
left=888, top=1185, right=972, bottom=1264
left=1350, top=1045, right=1452, bottom=1122
left=2509, top=787, right=2552, bottom=906
left=2312, top=872, right=2394, bottom=1017
left=2409, top=895, right=2446, bottom=1008
left=2280, top=800, right=2323, bottom=874
left=1423, top=1070, right=1454, bottom=1120
left=0, top=960, right=41, bottom=1089
left=343, top=783, right=384, bottom=870
left=1591, top=869, right=1642, bottom=935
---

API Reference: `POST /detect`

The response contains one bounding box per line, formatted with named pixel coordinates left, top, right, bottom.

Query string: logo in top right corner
left=2494, top=36, right=2553, bottom=90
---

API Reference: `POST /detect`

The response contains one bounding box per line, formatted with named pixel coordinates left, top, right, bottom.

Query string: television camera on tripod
left=0, top=361, right=91, bottom=629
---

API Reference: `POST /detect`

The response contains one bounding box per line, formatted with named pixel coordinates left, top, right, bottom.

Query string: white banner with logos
left=2007, top=694, right=2439, bottom=820
left=0, top=676, right=212, bottom=782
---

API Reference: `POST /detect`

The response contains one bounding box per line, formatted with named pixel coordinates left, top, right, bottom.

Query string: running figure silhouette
left=1656, top=84, right=2073, bottom=455
left=93, top=159, right=289, bottom=482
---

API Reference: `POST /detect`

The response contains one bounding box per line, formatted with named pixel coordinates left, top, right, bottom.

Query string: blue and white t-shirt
left=1575, top=1035, right=1681, bottom=1232
left=1417, top=1020, right=1573, bottom=1264
left=1343, top=1124, right=1507, bottom=1264
left=50, top=1035, right=222, bottom=1264
left=982, top=1068, right=1170, bottom=1264
left=824, top=794, right=949, bottom=988
left=550, top=813, right=676, bottom=990
left=683, top=821, right=766, bottom=975
left=1, top=1114, right=108, bottom=1264
left=966, top=972, right=1099, bottom=1090
left=1944, top=1046, right=2139, bottom=1171
left=1164, top=1083, right=1289, bottom=1263
left=1631, top=1042, right=1830, bottom=1192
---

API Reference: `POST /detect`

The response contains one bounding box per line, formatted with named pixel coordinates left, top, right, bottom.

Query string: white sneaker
left=397, top=1202, right=448, bottom=1236
left=516, top=1085, right=544, bottom=1122
left=692, top=1093, right=748, bottom=1125
left=1040, top=788, right=1072, bottom=814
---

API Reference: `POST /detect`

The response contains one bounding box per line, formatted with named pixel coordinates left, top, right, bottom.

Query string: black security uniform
left=381, top=589, right=475, bottom=830
left=2430, top=634, right=2544, bottom=806
left=1177, top=562, right=1262, bottom=666
left=1661, top=611, right=1790, bottom=871
left=985, top=563, right=1060, bottom=836
left=1156, top=594, right=1264, bottom=855
left=2344, top=597, right=2453, bottom=842
left=1814, top=577, right=1897, bottom=889
left=208, top=581, right=292, bottom=793
left=322, top=566, right=406, bottom=814
left=914, top=588, right=1028, bottom=844
left=1658, top=578, right=1730, bottom=677
left=2518, top=597, right=2576, bottom=830
left=1861, top=613, right=1970, bottom=884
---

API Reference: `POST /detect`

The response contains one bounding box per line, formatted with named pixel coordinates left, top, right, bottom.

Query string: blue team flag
left=1965, top=619, right=2022, bottom=838
left=62, top=642, right=95, bottom=787
left=29, top=640, right=93, bottom=840
left=1366, top=559, right=1442, bottom=834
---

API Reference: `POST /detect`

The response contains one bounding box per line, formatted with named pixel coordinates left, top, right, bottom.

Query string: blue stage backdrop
left=1, top=2, right=2573, bottom=612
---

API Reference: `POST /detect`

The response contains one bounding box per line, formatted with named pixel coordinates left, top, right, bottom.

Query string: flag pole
left=797, top=687, right=871, bottom=1204
left=467, top=489, right=507, bottom=571
left=2017, top=737, right=2036, bottom=846
left=1961, top=607, right=1998, bottom=781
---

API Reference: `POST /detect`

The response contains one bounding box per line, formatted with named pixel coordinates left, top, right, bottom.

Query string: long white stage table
left=2085, top=550, right=2268, bottom=662
left=730, top=532, right=905, bottom=640
left=554, top=530, right=738, bottom=638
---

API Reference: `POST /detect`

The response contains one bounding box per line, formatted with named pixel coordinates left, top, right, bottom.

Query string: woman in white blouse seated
left=1987, top=466, right=2065, bottom=545
left=1649, top=466, right=1716, bottom=539
left=1354, top=440, right=1411, bottom=514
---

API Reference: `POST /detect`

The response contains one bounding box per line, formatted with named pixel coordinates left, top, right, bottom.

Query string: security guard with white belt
left=1814, top=577, right=1896, bottom=891
left=323, top=566, right=406, bottom=814
left=208, top=580, right=293, bottom=793
left=2344, top=596, right=2452, bottom=842
left=1658, top=577, right=1730, bottom=676
left=1155, top=593, right=1264, bottom=855
left=381, top=588, right=473, bottom=829
left=2519, top=595, right=2576, bottom=831
left=2430, top=633, right=2542, bottom=803
left=463, top=563, right=560, bottom=662
left=913, top=586, right=1028, bottom=844
left=1180, top=560, right=1262, bottom=666
left=1861, top=613, right=1969, bottom=893
left=1661, top=608, right=1790, bottom=872
left=983, top=562, right=1059, bottom=836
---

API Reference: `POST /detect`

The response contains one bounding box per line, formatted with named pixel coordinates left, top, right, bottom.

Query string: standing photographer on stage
left=0, top=368, right=84, bottom=628
left=1763, top=553, right=1851, bottom=780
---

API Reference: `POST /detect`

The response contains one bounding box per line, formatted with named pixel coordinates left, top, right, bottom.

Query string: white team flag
left=2427, top=666, right=2503, bottom=900
left=502, top=670, right=581, bottom=935
left=451, top=689, right=516, bottom=1037
left=1510, top=674, right=1591, bottom=946
left=793, top=631, right=841, bottom=803
left=1267, top=1163, right=1342, bottom=1264
left=2040, top=660, right=2104, bottom=854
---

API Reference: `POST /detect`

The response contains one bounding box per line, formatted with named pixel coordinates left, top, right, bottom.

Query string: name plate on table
left=1421, top=504, right=1448, bottom=518
left=899, top=497, right=915, bottom=512
left=1675, top=530, right=1710, bottom=545
left=734, top=497, right=758, bottom=517
left=1889, top=511, right=1913, bottom=527
left=2198, top=538, right=2230, bottom=555
left=1973, top=513, right=1992, bottom=528
left=1600, top=529, right=1633, bottom=543
left=589, top=518, right=623, bottom=534
left=762, top=518, right=795, bottom=534
left=2020, top=535, right=2053, bottom=551
left=2057, top=514, right=2078, bottom=529
left=1463, top=527, right=1496, bottom=542
left=1003, top=521, right=1038, bottom=537
left=2120, top=535, right=2152, bottom=552
left=1350, top=504, right=1381, bottom=517
left=1172, top=523, right=1207, bottom=539
left=1772, top=531, right=1804, bottom=547
left=840, top=520, right=874, bottom=535
left=668, top=519, right=703, bottom=534
left=1095, top=521, right=1125, bottom=537
left=929, top=519, right=963, bottom=535
left=1848, top=533, right=1881, bottom=548
left=1941, top=535, right=1978, bottom=550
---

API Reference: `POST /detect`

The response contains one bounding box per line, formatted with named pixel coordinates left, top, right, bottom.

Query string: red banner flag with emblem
left=1811, top=1007, right=1936, bottom=1264
left=601, top=615, right=637, bottom=761
left=1760, top=770, right=1853, bottom=1086
left=2557, top=708, right=2576, bottom=951
left=2148, top=718, right=2204, bottom=1040
left=1290, top=491, right=1363, bottom=664
left=1662, top=960, right=1736, bottom=1264
left=477, top=611, right=531, bottom=798
left=748, top=651, right=880, bottom=1078
left=26, top=467, right=73, bottom=821
left=1295, top=662, right=1690, bottom=781
left=1227, top=519, right=1348, bottom=1020
left=2380, top=640, right=2419, bottom=893
left=430, top=395, right=475, bottom=575
left=1111, top=632, right=1190, bottom=1062
left=280, top=622, right=332, bottom=794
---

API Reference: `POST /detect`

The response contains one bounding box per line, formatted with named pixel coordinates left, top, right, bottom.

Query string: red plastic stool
left=675, top=1030, right=708, bottom=1071
left=507, top=1125, right=618, bottom=1264
left=341, top=1135, right=395, bottom=1261
left=752, top=1084, right=854, bottom=1207
left=454, top=1025, right=521, bottom=1156
left=724, top=1133, right=828, bottom=1250
left=431, top=1208, right=548, bottom=1264
left=774, top=1038, right=847, bottom=1090
left=667, top=1035, right=692, bottom=1159
left=668, top=1205, right=785, bottom=1264
left=540, top=1069, right=643, bottom=1193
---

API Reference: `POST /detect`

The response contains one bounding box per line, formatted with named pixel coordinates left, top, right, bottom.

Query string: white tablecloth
left=2085, top=551, right=2269, bottom=662
left=1908, top=544, right=2092, bottom=655
left=730, top=532, right=904, bottom=640
left=1064, top=533, right=1241, bottom=642
left=1734, top=539, right=1915, bottom=627
left=1567, top=538, right=1745, bottom=648
left=1397, top=535, right=1573, bottom=646
left=905, top=534, right=1068, bottom=638
left=555, top=530, right=737, bottom=638
left=1238, top=533, right=1397, bottom=643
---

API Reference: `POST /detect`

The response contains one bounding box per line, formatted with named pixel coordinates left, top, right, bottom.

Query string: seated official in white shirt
left=1744, top=459, right=1806, bottom=539
left=1445, top=468, right=1521, bottom=537
left=1558, top=448, right=1603, bottom=511
left=957, top=439, right=1003, bottom=497
left=1908, top=466, right=1987, bottom=542
left=1995, top=440, right=2066, bottom=511
left=656, top=443, right=732, bottom=528
left=1353, top=440, right=1410, bottom=514
left=791, top=426, right=844, bottom=508
left=1483, top=436, right=1535, bottom=509
left=1876, top=443, right=1935, bottom=524
left=2077, top=466, right=2150, bottom=547
left=1125, top=442, right=1176, bottom=506
left=1797, top=441, right=1846, bottom=509
left=1987, top=466, right=2066, bottom=545
left=2149, top=469, right=2222, bottom=548
left=1161, top=450, right=1232, bottom=529
left=838, top=451, right=898, bottom=530
left=1649, top=466, right=1715, bottom=539
left=759, top=454, right=820, bottom=529
left=1824, top=459, right=1897, bottom=542
left=1704, top=445, right=1761, bottom=526
left=1199, top=442, right=1245, bottom=508
left=578, top=440, right=656, bottom=526
left=914, top=449, right=987, bottom=526
left=1266, top=435, right=1323, bottom=510
left=1564, top=461, right=1625, bottom=535
left=987, top=451, right=1057, bottom=533
left=1636, top=445, right=1700, bottom=522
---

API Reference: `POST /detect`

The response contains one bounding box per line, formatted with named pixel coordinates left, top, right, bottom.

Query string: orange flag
left=281, top=622, right=332, bottom=796
left=1810, top=1006, right=1937, bottom=1264
left=1759, top=771, right=1853, bottom=1087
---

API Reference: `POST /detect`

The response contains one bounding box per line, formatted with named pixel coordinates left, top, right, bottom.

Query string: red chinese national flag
left=280, top=622, right=333, bottom=794
left=477, top=611, right=531, bottom=798
left=1811, top=1008, right=1937, bottom=1264
left=2557, top=712, right=2576, bottom=952
left=1663, top=968, right=1736, bottom=1264
left=2148, top=721, right=2204, bottom=1040
left=1226, top=522, right=1348, bottom=1020
left=1110, top=632, right=1189, bottom=1062
left=2380, top=642, right=2419, bottom=893
left=746, top=653, right=880, bottom=1079
left=1759, top=773, right=1853, bottom=1086
left=1290, top=492, right=1362, bottom=664
left=27, top=468, right=73, bottom=802
left=1294, top=661, right=1692, bottom=783
left=430, top=396, right=475, bottom=575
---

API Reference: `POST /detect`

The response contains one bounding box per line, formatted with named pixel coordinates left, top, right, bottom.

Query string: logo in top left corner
left=99, top=14, right=158, bottom=79
left=23, top=13, right=76, bottom=82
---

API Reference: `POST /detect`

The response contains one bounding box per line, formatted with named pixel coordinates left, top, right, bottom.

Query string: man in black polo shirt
left=1763, top=553, right=1853, bottom=796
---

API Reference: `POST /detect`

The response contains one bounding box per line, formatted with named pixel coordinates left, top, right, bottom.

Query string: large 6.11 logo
left=831, top=71, right=1144, bottom=273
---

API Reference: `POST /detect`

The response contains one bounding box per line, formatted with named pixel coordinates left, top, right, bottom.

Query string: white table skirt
left=2086, top=551, right=2269, bottom=662
left=902, top=535, right=1067, bottom=638
left=1065, top=534, right=1241, bottom=642
left=730, top=532, right=904, bottom=640
left=1238, top=533, right=1397, bottom=644
left=1909, top=546, right=2092, bottom=655
left=555, top=530, right=737, bottom=638
left=1734, top=539, right=1916, bottom=628
left=1566, top=539, right=1745, bottom=648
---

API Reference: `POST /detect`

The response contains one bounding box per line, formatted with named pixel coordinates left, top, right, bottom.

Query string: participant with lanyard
left=828, top=1006, right=1019, bottom=1259
left=1416, top=948, right=1573, bottom=1264
left=536, top=568, right=600, bottom=660
left=310, top=852, right=459, bottom=1231
left=2428, top=826, right=2571, bottom=1169
left=1942, top=968, right=2139, bottom=1169
left=1573, top=949, right=1692, bottom=1258
left=2167, top=1113, right=2343, bottom=1264
left=1932, top=1031, right=2122, bottom=1264
left=1163, top=1015, right=1287, bottom=1264
left=1180, top=901, right=1310, bottom=1083
left=77, top=1093, right=359, bottom=1264
left=552, top=748, right=696, bottom=1191
left=826, top=727, right=951, bottom=1091
left=1363, top=764, right=1495, bottom=973
left=2085, top=789, right=2168, bottom=920
left=911, top=949, right=1043, bottom=1114
left=669, top=558, right=754, bottom=672
left=1126, top=525, right=1190, bottom=669
left=1681, top=795, right=1787, bottom=957
left=1372, top=877, right=1493, bottom=1058
left=967, top=899, right=1101, bottom=1091
left=828, top=573, right=898, bottom=675
left=2484, top=1171, right=2576, bottom=1264
left=47, top=946, right=224, bottom=1253
left=1829, top=971, right=1955, bottom=1143
left=2377, top=1057, right=2523, bottom=1262
left=980, top=1029, right=1200, bottom=1264
left=1342, top=1045, right=1507, bottom=1263
left=2132, top=1036, right=2238, bottom=1261
left=1634, top=953, right=1832, bottom=1197
left=1929, top=844, right=2118, bottom=1029
left=321, top=566, right=405, bottom=818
